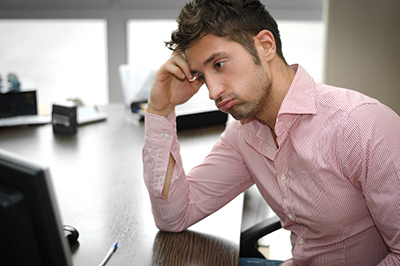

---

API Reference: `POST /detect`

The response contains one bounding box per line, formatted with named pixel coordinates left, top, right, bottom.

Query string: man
left=142, top=0, right=400, bottom=265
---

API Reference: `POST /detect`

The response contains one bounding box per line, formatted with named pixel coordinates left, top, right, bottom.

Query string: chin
left=229, top=112, right=251, bottom=121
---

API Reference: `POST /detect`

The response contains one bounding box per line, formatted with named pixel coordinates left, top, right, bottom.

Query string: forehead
left=184, top=34, right=243, bottom=68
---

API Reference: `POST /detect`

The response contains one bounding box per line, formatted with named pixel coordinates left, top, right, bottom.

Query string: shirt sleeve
left=341, top=102, right=400, bottom=265
left=142, top=111, right=254, bottom=232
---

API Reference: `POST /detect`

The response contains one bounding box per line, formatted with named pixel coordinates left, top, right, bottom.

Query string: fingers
left=148, top=52, right=203, bottom=117
left=166, top=53, right=194, bottom=81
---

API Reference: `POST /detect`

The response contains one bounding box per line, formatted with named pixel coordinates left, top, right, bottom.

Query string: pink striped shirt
left=143, top=65, right=400, bottom=265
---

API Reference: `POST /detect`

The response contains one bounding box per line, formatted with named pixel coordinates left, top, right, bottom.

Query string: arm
left=143, top=113, right=253, bottom=232
left=342, top=103, right=400, bottom=265
left=146, top=53, right=203, bottom=199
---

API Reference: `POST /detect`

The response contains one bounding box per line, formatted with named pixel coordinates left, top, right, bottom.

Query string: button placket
left=293, top=227, right=309, bottom=260
left=170, top=175, right=179, bottom=187
left=275, top=147, right=295, bottom=227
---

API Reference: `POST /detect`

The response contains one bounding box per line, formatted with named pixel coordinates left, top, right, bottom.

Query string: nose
left=207, top=77, right=225, bottom=100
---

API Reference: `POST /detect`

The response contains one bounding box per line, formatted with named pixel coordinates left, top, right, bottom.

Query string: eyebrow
left=203, top=52, right=226, bottom=66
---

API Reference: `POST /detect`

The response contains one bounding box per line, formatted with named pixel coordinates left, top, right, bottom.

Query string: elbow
left=153, top=215, right=189, bottom=233
left=156, top=223, right=186, bottom=233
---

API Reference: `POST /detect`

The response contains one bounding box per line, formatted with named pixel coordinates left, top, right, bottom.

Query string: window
left=127, top=19, right=325, bottom=82
left=0, top=19, right=108, bottom=107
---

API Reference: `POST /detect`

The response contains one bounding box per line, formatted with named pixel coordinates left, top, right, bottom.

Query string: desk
left=0, top=104, right=243, bottom=266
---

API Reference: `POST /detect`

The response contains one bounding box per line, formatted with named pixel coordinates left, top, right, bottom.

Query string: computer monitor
left=0, top=148, right=73, bottom=266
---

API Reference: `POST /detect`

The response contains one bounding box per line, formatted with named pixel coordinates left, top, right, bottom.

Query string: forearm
left=146, top=97, right=176, bottom=200
left=162, top=153, right=175, bottom=199
left=142, top=111, right=184, bottom=226
left=143, top=146, right=189, bottom=232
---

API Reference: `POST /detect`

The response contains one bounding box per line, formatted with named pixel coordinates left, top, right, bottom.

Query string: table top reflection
left=0, top=104, right=243, bottom=266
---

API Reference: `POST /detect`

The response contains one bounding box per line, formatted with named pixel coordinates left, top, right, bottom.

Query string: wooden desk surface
left=0, top=104, right=243, bottom=266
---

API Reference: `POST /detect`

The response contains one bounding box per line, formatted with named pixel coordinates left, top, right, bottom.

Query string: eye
left=196, top=74, right=206, bottom=83
left=214, top=61, right=225, bottom=70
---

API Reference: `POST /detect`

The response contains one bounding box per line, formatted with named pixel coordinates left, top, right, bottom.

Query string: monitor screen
left=0, top=148, right=73, bottom=266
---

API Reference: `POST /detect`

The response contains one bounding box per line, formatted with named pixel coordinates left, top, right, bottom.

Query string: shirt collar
left=278, top=64, right=317, bottom=116
left=240, top=64, right=317, bottom=125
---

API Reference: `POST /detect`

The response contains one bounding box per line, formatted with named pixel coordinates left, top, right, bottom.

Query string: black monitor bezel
left=0, top=148, right=73, bottom=266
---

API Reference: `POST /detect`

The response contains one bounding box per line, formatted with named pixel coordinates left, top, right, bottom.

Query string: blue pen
left=98, top=241, right=118, bottom=266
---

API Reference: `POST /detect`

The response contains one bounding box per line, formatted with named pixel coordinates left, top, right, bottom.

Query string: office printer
left=0, top=74, right=37, bottom=118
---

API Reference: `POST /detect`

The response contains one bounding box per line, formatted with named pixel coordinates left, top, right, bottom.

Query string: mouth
left=216, top=99, right=235, bottom=112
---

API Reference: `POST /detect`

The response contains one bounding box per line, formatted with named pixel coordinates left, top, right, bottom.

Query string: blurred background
left=0, top=0, right=398, bottom=112
left=0, top=0, right=326, bottom=108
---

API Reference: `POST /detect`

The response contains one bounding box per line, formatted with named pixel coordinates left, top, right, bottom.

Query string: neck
left=258, top=62, right=296, bottom=129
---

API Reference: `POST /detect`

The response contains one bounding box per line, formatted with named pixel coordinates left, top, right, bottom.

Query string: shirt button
left=281, top=174, right=287, bottom=181
left=298, top=239, right=304, bottom=245
left=288, top=214, right=295, bottom=220
left=163, top=133, right=170, bottom=139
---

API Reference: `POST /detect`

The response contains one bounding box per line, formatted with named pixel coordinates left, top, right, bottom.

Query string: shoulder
left=314, top=82, right=380, bottom=114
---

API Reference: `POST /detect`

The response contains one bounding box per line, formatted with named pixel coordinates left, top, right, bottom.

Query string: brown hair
left=166, top=0, right=286, bottom=65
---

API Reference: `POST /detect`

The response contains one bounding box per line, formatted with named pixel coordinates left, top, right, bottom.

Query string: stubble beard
left=227, top=67, right=273, bottom=121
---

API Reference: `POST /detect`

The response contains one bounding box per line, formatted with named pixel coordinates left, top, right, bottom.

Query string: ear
left=254, top=30, right=276, bottom=62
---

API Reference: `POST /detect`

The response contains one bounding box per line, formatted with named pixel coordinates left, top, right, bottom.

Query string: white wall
left=324, top=0, right=400, bottom=114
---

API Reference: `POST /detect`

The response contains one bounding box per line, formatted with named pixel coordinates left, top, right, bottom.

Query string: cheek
left=244, top=67, right=271, bottom=97
left=225, top=64, right=253, bottom=89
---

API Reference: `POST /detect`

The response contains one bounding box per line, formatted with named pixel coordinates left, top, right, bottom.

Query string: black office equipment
left=52, top=102, right=78, bottom=135
left=0, top=148, right=73, bottom=266
left=176, top=110, right=228, bottom=131
left=132, top=100, right=228, bottom=131
left=0, top=88, right=37, bottom=118
left=63, top=225, right=79, bottom=246
left=240, top=215, right=281, bottom=258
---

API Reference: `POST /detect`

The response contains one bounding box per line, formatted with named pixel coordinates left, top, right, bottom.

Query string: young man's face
left=185, top=34, right=273, bottom=121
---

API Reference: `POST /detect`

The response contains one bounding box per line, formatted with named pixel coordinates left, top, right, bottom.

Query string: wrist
left=146, top=102, right=174, bottom=118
